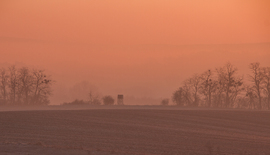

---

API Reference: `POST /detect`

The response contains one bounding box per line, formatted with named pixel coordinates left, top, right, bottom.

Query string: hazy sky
left=0, top=0, right=270, bottom=104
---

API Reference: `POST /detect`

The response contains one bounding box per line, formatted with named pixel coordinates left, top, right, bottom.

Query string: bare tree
left=0, top=68, right=9, bottom=104
left=230, top=77, right=244, bottom=108
left=182, top=74, right=201, bottom=107
left=182, top=83, right=192, bottom=106
left=172, top=62, right=268, bottom=110
left=245, top=86, right=256, bottom=109
left=173, top=74, right=204, bottom=107
left=18, top=67, right=34, bottom=105
left=190, top=74, right=201, bottom=106
left=199, top=70, right=217, bottom=107
left=213, top=77, right=225, bottom=108
left=32, top=69, right=52, bottom=105
left=172, top=87, right=184, bottom=106
left=89, top=90, right=101, bottom=105
left=8, top=66, right=18, bottom=105
left=262, top=67, right=270, bottom=110
left=248, top=62, right=264, bottom=109
left=216, top=63, right=243, bottom=108
left=0, top=65, right=53, bottom=105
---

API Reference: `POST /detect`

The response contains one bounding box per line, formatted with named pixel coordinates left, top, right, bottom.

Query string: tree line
left=172, top=62, right=270, bottom=110
left=0, top=65, right=52, bottom=105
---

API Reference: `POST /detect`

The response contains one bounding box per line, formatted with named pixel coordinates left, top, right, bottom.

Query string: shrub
left=161, top=98, right=169, bottom=105
left=62, top=99, right=88, bottom=105
left=103, top=96, right=114, bottom=105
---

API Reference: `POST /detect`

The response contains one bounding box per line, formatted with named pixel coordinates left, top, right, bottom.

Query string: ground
left=0, top=106, right=270, bottom=155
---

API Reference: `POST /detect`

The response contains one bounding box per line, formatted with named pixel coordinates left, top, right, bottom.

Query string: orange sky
left=1, top=0, right=270, bottom=44
left=0, top=0, right=270, bottom=104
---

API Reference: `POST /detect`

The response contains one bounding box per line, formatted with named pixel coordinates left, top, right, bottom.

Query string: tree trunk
left=258, top=91, right=262, bottom=109
left=268, top=92, right=270, bottom=110
left=226, top=91, right=229, bottom=108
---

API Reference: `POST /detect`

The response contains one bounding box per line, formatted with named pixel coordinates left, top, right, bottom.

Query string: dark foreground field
left=0, top=107, right=270, bottom=155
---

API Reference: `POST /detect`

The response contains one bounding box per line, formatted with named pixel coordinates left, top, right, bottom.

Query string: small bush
left=103, top=96, right=114, bottom=105
left=62, top=99, right=88, bottom=105
left=161, top=98, right=169, bottom=106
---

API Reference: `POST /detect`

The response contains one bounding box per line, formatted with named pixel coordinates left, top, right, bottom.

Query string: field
left=0, top=106, right=270, bottom=155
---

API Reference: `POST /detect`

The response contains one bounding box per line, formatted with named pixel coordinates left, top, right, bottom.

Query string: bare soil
left=0, top=106, right=270, bottom=155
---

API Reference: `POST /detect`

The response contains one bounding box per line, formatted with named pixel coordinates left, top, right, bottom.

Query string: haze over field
left=1, top=1, right=270, bottom=155
left=0, top=0, right=270, bottom=104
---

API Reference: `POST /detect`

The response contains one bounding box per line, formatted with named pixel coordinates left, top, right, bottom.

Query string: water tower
left=117, top=95, right=124, bottom=105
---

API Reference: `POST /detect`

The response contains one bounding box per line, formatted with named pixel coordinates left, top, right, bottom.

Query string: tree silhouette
left=103, top=95, right=114, bottom=105
left=161, top=98, right=169, bottom=106
left=199, top=70, right=217, bottom=107
left=262, top=67, right=270, bottom=110
left=172, top=87, right=184, bottom=106
left=0, top=65, right=53, bottom=105
left=0, top=68, right=9, bottom=104
left=248, top=62, right=264, bottom=109
left=216, top=63, right=243, bottom=108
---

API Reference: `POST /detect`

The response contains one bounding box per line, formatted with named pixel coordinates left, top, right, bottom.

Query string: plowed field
left=1, top=107, right=270, bottom=155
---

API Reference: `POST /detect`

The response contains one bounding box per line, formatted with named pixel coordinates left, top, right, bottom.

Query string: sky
left=0, top=0, right=270, bottom=104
